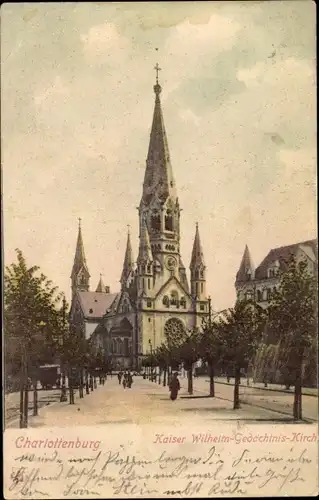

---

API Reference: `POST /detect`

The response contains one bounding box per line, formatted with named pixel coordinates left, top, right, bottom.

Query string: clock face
left=166, top=256, right=177, bottom=271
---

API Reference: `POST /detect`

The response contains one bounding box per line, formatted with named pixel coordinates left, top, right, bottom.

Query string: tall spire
left=190, top=223, right=205, bottom=268
left=142, top=65, right=176, bottom=206
left=120, top=227, right=134, bottom=286
left=71, top=218, right=90, bottom=278
left=71, top=218, right=90, bottom=294
left=138, top=218, right=153, bottom=264
left=96, top=274, right=106, bottom=293
left=236, top=245, right=255, bottom=282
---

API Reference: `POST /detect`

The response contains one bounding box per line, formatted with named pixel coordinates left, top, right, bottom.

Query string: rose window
left=164, top=318, right=186, bottom=344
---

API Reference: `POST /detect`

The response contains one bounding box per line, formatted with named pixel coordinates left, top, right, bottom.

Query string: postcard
left=2, top=1, right=318, bottom=498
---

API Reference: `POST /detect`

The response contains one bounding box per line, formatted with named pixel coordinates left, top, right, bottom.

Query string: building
left=235, top=239, right=317, bottom=308
left=69, top=69, right=209, bottom=369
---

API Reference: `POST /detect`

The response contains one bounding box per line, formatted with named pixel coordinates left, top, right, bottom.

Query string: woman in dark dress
left=169, top=372, right=180, bottom=401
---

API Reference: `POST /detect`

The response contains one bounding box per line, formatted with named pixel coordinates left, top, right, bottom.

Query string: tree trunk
left=187, top=365, right=193, bottom=395
left=79, top=370, right=84, bottom=398
left=23, top=383, right=29, bottom=427
left=33, top=378, right=38, bottom=416
left=158, top=368, right=162, bottom=385
left=19, top=367, right=25, bottom=428
left=85, top=372, right=90, bottom=394
left=163, top=367, right=167, bottom=387
left=293, top=357, right=303, bottom=420
left=233, top=365, right=241, bottom=409
left=69, top=369, right=75, bottom=404
left=209, top=362, right=215, bottom=397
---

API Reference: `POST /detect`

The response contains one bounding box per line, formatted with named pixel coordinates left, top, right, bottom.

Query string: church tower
left=71, top=219, right=90, bottom=296
left=190, top=223, right=206, bottom=300
left=138, top=64, right=183, bottom=287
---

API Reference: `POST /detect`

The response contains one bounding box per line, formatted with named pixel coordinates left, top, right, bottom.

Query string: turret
left=71, top=218, right=90, bottom=295
left=137, top=218, right=153, bottom=295
left=120, top=227, right=134, bottom=289
left=235, top=245, right=255, bottom=283
left=190, top=223, right=206, bottom=299
left=96, top=274, right=106, bottom=293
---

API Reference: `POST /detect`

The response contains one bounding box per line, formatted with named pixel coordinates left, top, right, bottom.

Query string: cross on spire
left=154, top=63, right=161, bottom=84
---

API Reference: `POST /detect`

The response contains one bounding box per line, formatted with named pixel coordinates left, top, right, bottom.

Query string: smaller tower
left=120, top=227, right=134, bottom=289
left=137, top=218, right=154, bottom=295
left=190, top=223, right=206, bottom=299
left=71, top=218, right=90, bottom=295
left=96, top=274, right=106, bottom=293
left=236, top=245, right=255, bottom=283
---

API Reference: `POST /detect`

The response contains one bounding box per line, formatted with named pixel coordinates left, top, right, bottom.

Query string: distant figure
left=123, top=372, right=127, bottom=389
left=118, top=371, right=123, bottom=385
left=169, top=372, right=180, bottom=401
left=127, top=371, right=133, bottom=389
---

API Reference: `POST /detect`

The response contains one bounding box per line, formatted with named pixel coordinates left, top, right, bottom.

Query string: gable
left=115, top=291, right=134, bottom=314
left=154, top=276, right=191, bottom=311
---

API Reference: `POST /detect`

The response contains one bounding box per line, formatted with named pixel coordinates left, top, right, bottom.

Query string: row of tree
left=142, top=257, right=317, bottom=420
left=4, top=249, right=112, bottom=427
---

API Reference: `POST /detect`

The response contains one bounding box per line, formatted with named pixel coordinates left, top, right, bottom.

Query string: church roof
left=120, top=229, right=134, bottom=284
left=71, top=220, right=90, bottom=278
left=78, top=291, right=118, bottom=319
left=255, top=239, right=317, bottom=280
left=141, top=70, right=177, bottom=206
left=236, top=245, right=254, bottom=283
left=190, top=223, right=205, bottom=268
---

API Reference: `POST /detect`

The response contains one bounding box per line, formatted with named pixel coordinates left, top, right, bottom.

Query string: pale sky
left=2, top=2, right=317, bottom=310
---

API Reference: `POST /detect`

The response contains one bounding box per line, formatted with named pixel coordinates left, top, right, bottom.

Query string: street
left=5, top=375, right=318, bottom=429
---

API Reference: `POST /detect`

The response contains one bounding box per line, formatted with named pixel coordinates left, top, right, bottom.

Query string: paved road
left=6, top=376, right=317, bottom=429
left=177, top=376, right=318, bottom=421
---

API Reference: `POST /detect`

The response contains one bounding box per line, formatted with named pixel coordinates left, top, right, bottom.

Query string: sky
left=2, top=1, right=317, bottom=311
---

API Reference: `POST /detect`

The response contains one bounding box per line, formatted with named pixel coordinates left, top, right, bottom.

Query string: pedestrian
left=118, top=371, right=123, bottom=385
left=127, top=371, right=133, bottom=389
left=123, top=372, right=127, bottom=389
left=169, top=372, right=180, bottom=401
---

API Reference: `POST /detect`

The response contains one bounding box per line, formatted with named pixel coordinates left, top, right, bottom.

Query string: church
left=69, top=68, right=209, bottom=369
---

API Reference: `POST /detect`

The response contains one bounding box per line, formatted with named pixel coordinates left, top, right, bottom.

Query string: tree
left=178, top=329, right=201, bottom=394
left=216, top=300, right=266, bottom=409
left=4, top=249, right=66, bottom=425
left=268, top=256, right=317, bottom=420
left=200, top=323, right=224, bottom=397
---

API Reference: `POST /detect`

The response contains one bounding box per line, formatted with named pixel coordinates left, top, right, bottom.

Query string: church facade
left=69, top=71, right=209, bottom=369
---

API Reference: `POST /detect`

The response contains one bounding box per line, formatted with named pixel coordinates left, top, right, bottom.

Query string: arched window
left=165, top=210, right=173, bottom=231
left=257, top=290, right=262, bottom=301
left=163, top=295, right=169, bottom=306
left=151, top=212, right=161, bottom=231
left=118, top=339, right=123, bottom=355
left=246, top=290, right=253, bottom=301
left=170, top=290, right=178, bottom=305
left=200, top=282, right=203, bottom=293
left=112, top=339, right=117, bottom=354
left=148, top=278, right=151, bottom=289
left=124, top=338, right=129, bottom=357
left=180, top=296, right=186, bottom=308
left=196, top=283, right=199, bottom=295
left=267, top=288, right=272, bottom=301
